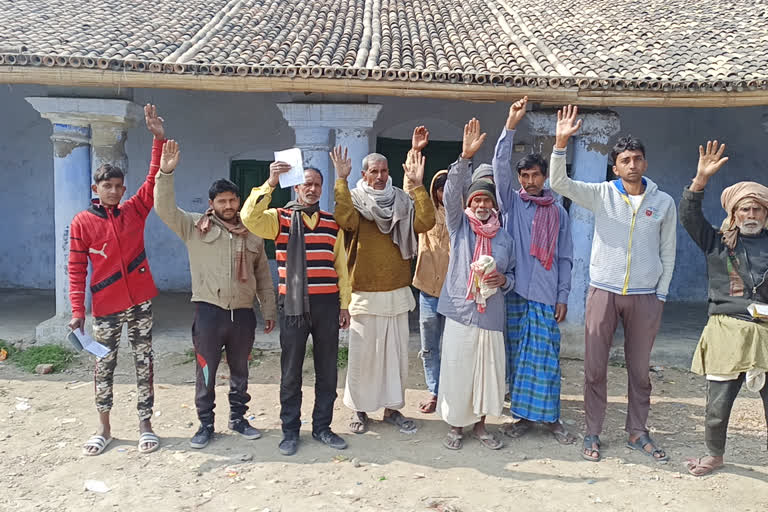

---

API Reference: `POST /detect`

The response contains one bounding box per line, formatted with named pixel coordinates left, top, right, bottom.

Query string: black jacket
left=679, top=186, right=768, bottom=318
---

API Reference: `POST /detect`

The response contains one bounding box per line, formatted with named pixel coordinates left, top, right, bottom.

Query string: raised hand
left=402, top=149, right=426, bottom=187
left=555, top=104, right=582, bottom=149
left=267, top=161, right=292, bottom=187
left=160, top=140, right=180, bottom=173
left=461, top=118, right=487, bottom=160
left=506, top=96, right=528, bottom=130
left=696, top=140, right=729, bottom=181
left=412, top=125, right=429, bottom=151
left=329, top=145, right=351, bottom=180
left=144, top=104, right=165, bottom=140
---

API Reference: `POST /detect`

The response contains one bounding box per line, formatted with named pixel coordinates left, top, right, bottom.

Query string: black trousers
left=279, top=294, right=340, bottom=436
left=192, top=302, right=256, bottom=426
left=705, top=373, right=768, bottom=456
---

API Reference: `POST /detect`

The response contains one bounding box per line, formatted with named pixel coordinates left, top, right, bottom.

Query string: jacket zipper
left=620, top=193, right=645, bottom=295
left=107, top=208, right=134, bottom=304
left=229, top=232, right=233, bottom=322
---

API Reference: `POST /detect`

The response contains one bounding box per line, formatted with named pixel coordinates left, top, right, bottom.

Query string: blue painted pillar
left=52, top=123, right=92, bottom=315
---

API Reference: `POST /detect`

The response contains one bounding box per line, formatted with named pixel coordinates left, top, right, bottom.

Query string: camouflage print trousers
left=92, top=300, right=154, bottom=420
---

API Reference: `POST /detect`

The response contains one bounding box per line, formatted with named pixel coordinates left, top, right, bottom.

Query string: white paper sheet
left=748, top=303, right=768, bottom=319
left=74, top=329, right=111, bottom=358
left=273, top=148, right=305, bottom=188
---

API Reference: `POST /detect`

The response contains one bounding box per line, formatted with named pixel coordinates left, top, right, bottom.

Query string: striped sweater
left=275, top=208, right=341, bottom=296
left=549, top=148, right=677, bottom=300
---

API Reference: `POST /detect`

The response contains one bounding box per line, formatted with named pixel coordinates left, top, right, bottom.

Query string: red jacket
left=68, top=138, right=165, bottom=318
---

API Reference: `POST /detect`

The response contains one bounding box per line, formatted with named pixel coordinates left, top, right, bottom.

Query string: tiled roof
left=1, top=0, right=767, bottom=95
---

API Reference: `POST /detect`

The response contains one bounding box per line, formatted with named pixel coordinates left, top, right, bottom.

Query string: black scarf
left=281, top=200, right=320, bottom=325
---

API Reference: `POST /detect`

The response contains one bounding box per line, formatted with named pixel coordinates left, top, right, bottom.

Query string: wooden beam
left=2, top=67, right=768, bottom=107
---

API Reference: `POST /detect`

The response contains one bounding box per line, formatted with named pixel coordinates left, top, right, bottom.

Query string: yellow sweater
left=334, top=179, right=436, bottom=292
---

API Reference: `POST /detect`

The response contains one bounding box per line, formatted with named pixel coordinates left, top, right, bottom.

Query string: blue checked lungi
left=506, top=292, right=562, bottom=422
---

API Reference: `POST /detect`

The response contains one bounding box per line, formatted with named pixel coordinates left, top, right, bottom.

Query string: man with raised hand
left=71, top=104, right=165, bottom=456
left=549, top=105, right=676, bottom=463
left=332, top=131, right=435, bottom=435
left=154, top=140, right=276, bottom=450
left=240, top=162, right=351, bottom=456
left=492, top=97, right=575, bottom=445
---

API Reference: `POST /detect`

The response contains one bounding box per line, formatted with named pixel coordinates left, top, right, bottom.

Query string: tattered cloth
left=719, top=181, right=768, bottom=249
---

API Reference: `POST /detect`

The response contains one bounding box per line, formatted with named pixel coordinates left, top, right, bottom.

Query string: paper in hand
left=273, top=148, right=305, bottom=188
left=69, top=329, right=111, bottom=358
left=748, top=303, right=768, bottom=319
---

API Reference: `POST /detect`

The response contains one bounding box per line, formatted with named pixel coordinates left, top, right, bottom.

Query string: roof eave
left=2, top=67, right=768, bottom=108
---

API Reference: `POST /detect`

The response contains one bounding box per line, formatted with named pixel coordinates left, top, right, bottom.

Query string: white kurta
left=437, top=317, right=505, bottom=427
left=343, top=287, right=415, bottom=412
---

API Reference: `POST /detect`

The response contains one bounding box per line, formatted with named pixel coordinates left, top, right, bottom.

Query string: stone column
left=528, top=110, right=620, bottom=325
left=26, top=97, right=143, bottom=344
left=277, top=103, right=382, bottom=211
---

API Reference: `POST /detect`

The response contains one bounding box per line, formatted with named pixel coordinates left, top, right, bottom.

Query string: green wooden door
left=230, top=160, right=290, bottom=258
left=375, top=137, right=461, bottom=191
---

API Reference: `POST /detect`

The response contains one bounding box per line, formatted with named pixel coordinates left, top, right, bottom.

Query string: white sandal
left=82, top=435, right=113, bottom=456
left=138, top=432, right=160, bottom=454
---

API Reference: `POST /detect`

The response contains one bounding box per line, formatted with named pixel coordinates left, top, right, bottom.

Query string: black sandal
left=582, top=434, right=601, bottom=462
left=627, top=433, right=668, bottom=462
left=349, top=412, right=369, bottom=434
left=383, top=410, right=418, bottom=433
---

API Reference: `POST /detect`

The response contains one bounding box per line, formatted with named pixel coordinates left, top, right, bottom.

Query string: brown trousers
left=584, top=287, right=664, bottom=436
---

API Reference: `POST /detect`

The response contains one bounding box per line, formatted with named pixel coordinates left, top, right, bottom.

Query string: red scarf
left=465, top=207, right=501, bottom=310
left=519, top=189, right=559, bottom=270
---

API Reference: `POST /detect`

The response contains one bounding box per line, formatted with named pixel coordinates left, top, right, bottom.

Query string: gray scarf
left=281, top=200, right=320, bottom=325
left=350, top=177, right=418, bottom=259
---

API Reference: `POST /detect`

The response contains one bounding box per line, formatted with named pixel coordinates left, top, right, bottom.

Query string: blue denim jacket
left=437, top=158, right=516, bottom=333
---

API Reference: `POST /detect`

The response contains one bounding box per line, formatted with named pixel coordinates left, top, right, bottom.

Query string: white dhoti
left=437, top=317, right=505, bottom=427
left=343, top=287, right=416, bottom=412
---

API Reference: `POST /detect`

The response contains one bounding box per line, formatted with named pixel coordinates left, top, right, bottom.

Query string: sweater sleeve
left=240, top=181, right=281, bottom=240
left=153, top=170, right=197, bottom=242
left=656, top=197, right=678, bottom=301
left=679, top=186, right=719, bottom=254
left=549, top=147, right=603, bottom=211
left=253, top=246, right=277, bottom=322
left=444, top=157, right=471, bottom=234
left=333, top=179, right=360, bottom=232
left=68, top=217, right=90, bottom=319
left=124, top=137, right=165, bottom=216
left=411, top=185, right=436, bottom=234
left=333, top=230, right=352, bottom=309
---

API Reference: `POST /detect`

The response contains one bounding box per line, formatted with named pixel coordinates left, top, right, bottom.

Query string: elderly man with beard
left=331, top=131, right=436, bottom=435
left=679, top=140, right=768, bottom=476
left=493, top=97, right=575, bottom=445
left=240, top=163, right=351, bottom=456
left=437, top=118, right=515, bottom=451
left=154, top=141, right=276, bottom=449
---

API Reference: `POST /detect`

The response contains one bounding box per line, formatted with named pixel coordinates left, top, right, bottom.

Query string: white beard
left=740, top=221, right=763, bottom=235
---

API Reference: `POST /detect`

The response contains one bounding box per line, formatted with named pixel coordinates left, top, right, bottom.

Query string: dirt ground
left=2, top=350, right=767, bottom=512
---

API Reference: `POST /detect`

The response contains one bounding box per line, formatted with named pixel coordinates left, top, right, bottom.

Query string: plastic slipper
left=418, top=396, right=437, bottom=414
left=82, top=435, right=113, bottom=456
left=582, top=434, right=601, bottom=462
left=472, top=431, right=503, bottom=450
left=443, top=431, right=463, bottom=450
left=383, top=411, right=418, bottom=433
left=684, top=457, right=724, bottom=477
left=551, top=427, right=577, bottom=445
left=627, top=433, right=669, bottom=462
left=349, top=412, right=369, bottom=434
left=138, top=432, right=160, bottom=454
left=501, top=420, right=532, bottom=439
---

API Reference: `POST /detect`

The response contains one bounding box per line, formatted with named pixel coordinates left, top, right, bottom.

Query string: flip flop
left=138, top=432, right=160, bottom=454
left=443, top=431, right=463, bottom=450
left=627, top=433, right=669, bottom=463
left=82, top=435, right=113, bottom=456
left=582, top=434, right=601, bottom=462
left=684, top=457, right=724, bottom=477
left=472, top=431, right=504, bottom=450
left=349, top=412, right=369, bottom=434
left=383, top=410, right=418, bottom=433
left=501, top=420, right=532, bottom=439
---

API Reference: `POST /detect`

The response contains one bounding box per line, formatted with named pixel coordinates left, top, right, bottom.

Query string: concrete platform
left=0, top=288, right=705, bottom=369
